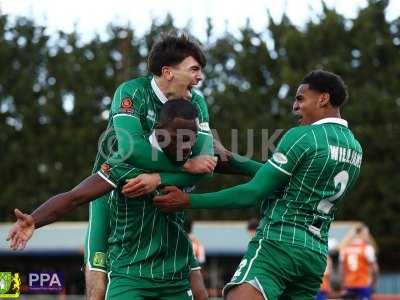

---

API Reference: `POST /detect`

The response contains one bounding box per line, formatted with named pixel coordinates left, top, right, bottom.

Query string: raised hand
left=183, top=155, right=217, bottom=174
left=122, top=173, right=161, bottom=198
left=6, top=209, right=35, bottom=251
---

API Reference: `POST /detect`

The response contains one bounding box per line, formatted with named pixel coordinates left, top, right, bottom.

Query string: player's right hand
left=6, top=208, right=35, bottom=251
left=183, top=155, right=217, bottom=174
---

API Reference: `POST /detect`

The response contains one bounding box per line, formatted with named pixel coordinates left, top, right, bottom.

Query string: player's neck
left=314, top=109, right=341, bottom=123
left=154, top=76, right=175, bottom=99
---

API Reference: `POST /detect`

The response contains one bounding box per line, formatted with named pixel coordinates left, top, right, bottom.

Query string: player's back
left=261, top=118, right=363, bottom=255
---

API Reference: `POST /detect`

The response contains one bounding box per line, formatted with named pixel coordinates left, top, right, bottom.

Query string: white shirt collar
left=148, top=131, right=163, bottom=151
left=151, top=77, right=168, bottom=104
left=312, top=117, right=348, bottom=127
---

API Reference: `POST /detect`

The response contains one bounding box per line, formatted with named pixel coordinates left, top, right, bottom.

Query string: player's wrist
left=153, top=173, right=161, bottom=187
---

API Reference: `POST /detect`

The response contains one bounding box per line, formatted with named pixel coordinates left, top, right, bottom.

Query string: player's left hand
left=153, top=186, right=190, bottom=213
left=122, top=173, right=161, bottom=198
left=6, top=208, right=35, bottom=251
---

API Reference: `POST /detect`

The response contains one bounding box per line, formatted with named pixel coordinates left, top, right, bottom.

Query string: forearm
left=215, top=153, right=263, bottom=177
left=189, top=162, right=288, bottom=209
left=32, top=175, right=112, bottom=228
left=160, top=172, right=211, bottom=188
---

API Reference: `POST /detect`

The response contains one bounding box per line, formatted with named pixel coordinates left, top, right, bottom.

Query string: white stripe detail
left=312, top=117, right=348, bottom=127
left=88, top=266, right=107, bottom=274
left=151, top=77, right=168, bottom=104
left=105, top=271, right=111, bottom=300
left=268, top=160, right=292, bottom=176
left=240, top=239, right=263, bottom=283
left=191, top=266, right=202, bottom=271
left=112, top=113, right=140, bottom=120
left=198, top=131, right=213, bottom=136
left=97, top=171, right=117, bottom=188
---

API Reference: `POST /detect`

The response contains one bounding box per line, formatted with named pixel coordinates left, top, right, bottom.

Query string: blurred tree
left=0, top=1, right=399, bottom=266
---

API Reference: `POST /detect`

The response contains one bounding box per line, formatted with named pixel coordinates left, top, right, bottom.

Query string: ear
left=319, top=92, right=330, bottom=107
left=161, top=66, right=174, bottom=81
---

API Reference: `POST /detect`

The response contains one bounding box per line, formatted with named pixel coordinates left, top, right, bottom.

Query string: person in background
left=340, top=225, right=379, bottom=300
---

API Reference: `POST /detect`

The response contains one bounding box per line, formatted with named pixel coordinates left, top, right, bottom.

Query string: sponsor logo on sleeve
left=118, top=97, right=135, bottom=114
left=272, top=152, right=288, bottom=164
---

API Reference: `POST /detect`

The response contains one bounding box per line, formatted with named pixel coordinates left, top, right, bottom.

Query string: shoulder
left=117, top=76, right=151, bottom=95
left=281, top=126, right=313, bottom=145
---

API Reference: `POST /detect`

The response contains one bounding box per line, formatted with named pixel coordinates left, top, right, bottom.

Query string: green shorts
left=84, top=195, right=111, bottom=273
left=106, top=272, right=193, bottom=300
left=223, top=238, right=326, bottom=300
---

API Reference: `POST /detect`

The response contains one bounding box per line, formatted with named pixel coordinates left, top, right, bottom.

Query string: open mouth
left=293, top=113, right=303, bottom=125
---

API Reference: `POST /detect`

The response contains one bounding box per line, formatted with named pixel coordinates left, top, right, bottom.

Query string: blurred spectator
left=184, top=218, right=206, bottom=265
left=340, top=225, right=379, bottom=300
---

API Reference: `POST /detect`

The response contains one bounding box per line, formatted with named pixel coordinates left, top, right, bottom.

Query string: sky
left=1, top=0, right=399, bottom=41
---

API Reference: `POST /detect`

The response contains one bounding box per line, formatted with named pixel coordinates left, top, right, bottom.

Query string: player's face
left=170, top=56, right=204, bottom=100
left=156, top=117, right=198, bottom=164
left=293, top=84, right=324, bottom=125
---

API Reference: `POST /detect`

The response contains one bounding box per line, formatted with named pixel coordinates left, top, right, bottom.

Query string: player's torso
left=342, top=242, right=371, bottom=287
left=107, top=193, right=193, bottom=280
left=261, top=123, right=362, bottom=254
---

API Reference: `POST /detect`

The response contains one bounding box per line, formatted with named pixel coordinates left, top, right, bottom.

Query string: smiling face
left=293, top=84, right=330, bottom=125
left=163, top=56, right=204, bottom=99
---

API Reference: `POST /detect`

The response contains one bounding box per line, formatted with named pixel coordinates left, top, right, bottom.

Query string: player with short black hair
left=154, top=70, right=363, bottom=300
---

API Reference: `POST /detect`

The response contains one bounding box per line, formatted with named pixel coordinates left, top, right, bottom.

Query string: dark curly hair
left=301, top=70, right=348, bottom=107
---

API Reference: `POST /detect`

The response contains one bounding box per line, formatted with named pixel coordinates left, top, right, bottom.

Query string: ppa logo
left=28, top=272, right=64, bottom=292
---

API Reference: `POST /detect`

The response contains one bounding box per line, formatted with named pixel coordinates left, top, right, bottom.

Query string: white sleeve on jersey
left=365, top=245, right=376, bottom=263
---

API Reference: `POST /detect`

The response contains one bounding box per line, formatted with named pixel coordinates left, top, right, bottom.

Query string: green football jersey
left=260, top=118, right=363, bottom=255
left=98, top=163, right=198, bottom=280
left=85, top=75, right=213, bottom=272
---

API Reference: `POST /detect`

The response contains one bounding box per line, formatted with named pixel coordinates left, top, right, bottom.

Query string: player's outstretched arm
left=6, top=174, right=113, bottom=250
left=154, top=161, right=290, bottom=211
left=213, top=138, right=262, bottom=177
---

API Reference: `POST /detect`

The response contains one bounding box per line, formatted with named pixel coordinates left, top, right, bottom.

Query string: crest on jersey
left=119, top=97, right=135, bottom=114
left=100, top=163, right=111, bottom=176
left=272, top=152, right=288, bottom=164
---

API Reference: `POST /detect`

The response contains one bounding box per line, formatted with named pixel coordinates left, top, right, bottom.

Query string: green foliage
left=1, top=4, right=399, bottom=258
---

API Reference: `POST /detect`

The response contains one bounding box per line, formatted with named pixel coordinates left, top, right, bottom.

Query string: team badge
left=93, top=252, right=107, bottom=268
left=100, top=163, right=111, bottom=176
left=119, top=97, right=135, bottom=114
left=0, top=272, right=20, bottom=298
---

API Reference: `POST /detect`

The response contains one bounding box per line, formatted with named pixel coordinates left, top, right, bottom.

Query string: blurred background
left=0, top=0, right=399, bottom=298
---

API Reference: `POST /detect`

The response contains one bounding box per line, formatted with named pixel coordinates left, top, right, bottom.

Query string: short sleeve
left=97, top=162, right=143, bottom=188
left=268, top=127, right=310, bottom=176
left=365, top=245, right=376, bottom=263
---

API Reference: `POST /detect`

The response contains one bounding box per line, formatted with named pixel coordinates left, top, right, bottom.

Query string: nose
left=196, top=70, right=204, bottom=81
left=292, top=101, right=299, bottom=113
